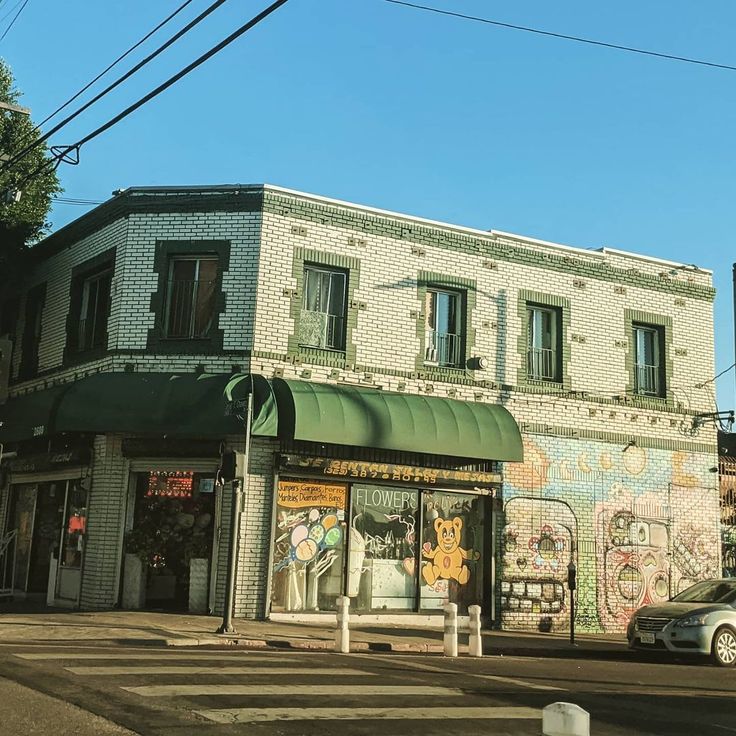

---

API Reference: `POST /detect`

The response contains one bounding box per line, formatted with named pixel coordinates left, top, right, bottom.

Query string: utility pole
left=217, top=374, right=254, bottom=635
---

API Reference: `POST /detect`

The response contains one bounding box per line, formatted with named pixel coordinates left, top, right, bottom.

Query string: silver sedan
left=627, top=579, right=736, bottom=667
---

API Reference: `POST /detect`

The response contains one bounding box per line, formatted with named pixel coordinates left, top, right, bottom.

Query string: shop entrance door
left=27, top=484, right=62, bottom=594
left=55, top=480, right=88, bottom=603
left=8, top=484, right=38, bottom=593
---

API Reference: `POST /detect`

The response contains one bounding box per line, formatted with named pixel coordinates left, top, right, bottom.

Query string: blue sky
left=2, top=0, right=735, bottom=408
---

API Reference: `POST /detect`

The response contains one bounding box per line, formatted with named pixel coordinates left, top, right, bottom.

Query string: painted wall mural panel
left=501, top=435, right=720, bottom=634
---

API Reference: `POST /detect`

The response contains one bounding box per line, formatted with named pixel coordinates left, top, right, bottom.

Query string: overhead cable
left=38, top=0, right=195, bottom=128
left=0, top=0, right=28, bottom=43
left=384, top=0, right=736, bottom=73
left=0, top=0, right=232, bottom=175
left=12, top=0, right=290, bottom=191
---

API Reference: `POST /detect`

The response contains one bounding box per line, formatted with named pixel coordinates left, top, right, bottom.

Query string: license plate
left=640, top=632, right=655, bottom=645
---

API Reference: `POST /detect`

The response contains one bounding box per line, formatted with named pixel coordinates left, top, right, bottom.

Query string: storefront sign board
left=277, top=480, right=347, bottom=509
left=279, top=454, right=501, bottom=489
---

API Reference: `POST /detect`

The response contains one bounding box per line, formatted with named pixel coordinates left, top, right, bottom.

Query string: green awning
left=272, top=378, right=523, bottom=462
left=0, top=373, right=278, bottom=442
left=0, top=384, right=70, bottom=443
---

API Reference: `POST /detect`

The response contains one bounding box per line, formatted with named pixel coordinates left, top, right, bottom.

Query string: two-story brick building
left=0, top=184, right=721, bottom=632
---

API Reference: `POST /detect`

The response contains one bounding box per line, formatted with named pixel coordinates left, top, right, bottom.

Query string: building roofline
left=33, top=183, right=710, bottom=275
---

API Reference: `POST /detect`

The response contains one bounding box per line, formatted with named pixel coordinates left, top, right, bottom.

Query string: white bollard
left=468, top=604, right=483, bottom=657
left=443, top=602, right=458, bottom=657
left=335, top=595, right=350, bottom=653
left=542, top=702, right=590, bottom=736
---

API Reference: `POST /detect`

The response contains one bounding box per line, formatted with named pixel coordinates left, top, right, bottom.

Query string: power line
left=52, top=196, right=103, bottom=205
left=0, top=0, right=28, bottom=43
left=696, top=362, right=736, bottom=389
left=384, top=0, right=736, bottom=73
left=0, top=0, right=232, bottom=176
left=12, top=0, right=291, bottom=191
left=38, top=0, right=195, bottom=128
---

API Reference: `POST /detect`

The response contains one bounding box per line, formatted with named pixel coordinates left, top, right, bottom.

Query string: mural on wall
left=421, top=516, right=479, bottom=586
left=501, top=436, right=720, bottom=634
left=500, top=497, right=575, bottom=630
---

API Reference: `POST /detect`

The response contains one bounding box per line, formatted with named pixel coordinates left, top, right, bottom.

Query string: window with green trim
left=424, top=287, right=464, bottom=368
left=298, top=264, right=347, bottom=351
left=164, top=256, right=218, bottom=339
left=526, top=304, right=562, bottom=382
left=633, top=323, right=665, bottom=397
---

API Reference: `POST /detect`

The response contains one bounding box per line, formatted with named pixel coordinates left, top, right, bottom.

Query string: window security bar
left=165, top=278, right=217, bottom=338
left=528, top=347, right=556, bottom=381
left=299, top=309, right=345, bottom=350
left=425, top=330, right=462, bottom=367
left=634, top=363, right=659, bottom=396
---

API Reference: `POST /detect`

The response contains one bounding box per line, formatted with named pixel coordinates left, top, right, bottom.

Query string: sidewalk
left=0, top=604, right=630, bottom=660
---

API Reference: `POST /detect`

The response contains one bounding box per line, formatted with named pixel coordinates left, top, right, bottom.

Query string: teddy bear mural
left=422, top=516, right=480, bottom=586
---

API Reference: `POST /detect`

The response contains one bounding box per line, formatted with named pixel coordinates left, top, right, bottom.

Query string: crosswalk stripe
left=368, top=656, right=565, bottom=692
left=476, top=674, right=565, bottom=691
left=66, top=665, right=372, bottom=676
left=15, top=652, right=296, bottom=661
left=123, top=684, right=461, bottom=697
left=194, top=706, right=541, bottom=723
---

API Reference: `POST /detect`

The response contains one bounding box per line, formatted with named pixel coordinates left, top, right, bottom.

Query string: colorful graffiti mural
left=501, top=436, right=720, bottom=634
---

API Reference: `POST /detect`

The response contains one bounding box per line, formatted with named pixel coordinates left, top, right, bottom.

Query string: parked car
left=627, top=579, right=736, bottom=666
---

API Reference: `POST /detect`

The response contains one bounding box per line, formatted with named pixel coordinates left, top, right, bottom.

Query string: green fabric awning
left=271, top=378, right=523, bottom=462
left=1, top=373, right=522, bottom=463
left=0, top=384, right=69, bottom=443
left=0, top=373, right=278, bottom=442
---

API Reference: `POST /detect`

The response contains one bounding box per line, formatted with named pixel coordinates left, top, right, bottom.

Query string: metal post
left=567, top=559, right=577, bottom=646
left=335, top=595, right=350, bottom=653
left=444, top=602, right=458, bottom=657
left=217, top=478, right=242, bottom=634
left=217, top=377, right=254, bottom=634
left=468, top=604, right=483, bottom=657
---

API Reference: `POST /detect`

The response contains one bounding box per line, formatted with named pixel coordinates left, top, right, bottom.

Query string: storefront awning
left=271, top=378, right=523, bottom=462
left=1, top=373, right=522, bottom=462
left=0, top=372, right=278, bottom=442
left=0, top=384, right=70, bottom=443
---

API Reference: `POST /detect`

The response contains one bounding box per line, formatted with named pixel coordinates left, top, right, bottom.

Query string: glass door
left=56, top=479, right=88, bottom=602
left=420, top=490, right=486, bottom=614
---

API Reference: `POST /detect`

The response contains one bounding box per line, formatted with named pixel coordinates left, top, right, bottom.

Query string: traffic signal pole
left=217, top=376, right=254, bottom=635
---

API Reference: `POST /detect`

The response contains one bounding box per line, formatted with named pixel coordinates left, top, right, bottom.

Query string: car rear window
left=672, top=581, right=736, bottom=603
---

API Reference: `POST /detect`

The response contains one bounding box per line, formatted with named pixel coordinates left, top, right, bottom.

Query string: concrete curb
left=163, top=636, right=446, bottom=653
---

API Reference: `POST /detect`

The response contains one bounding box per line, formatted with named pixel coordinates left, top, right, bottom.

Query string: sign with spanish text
left=277, top=480, right=348, bottom=509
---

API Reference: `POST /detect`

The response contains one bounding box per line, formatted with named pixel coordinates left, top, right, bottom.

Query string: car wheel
left=711, top=627, right=736, bottom=667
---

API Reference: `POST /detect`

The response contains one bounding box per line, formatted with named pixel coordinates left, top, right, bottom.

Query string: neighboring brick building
left=0, top=184, right=721, bottom=633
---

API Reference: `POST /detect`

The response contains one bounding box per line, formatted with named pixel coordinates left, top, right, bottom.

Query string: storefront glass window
left=420, top=490, right=485, bottom=614
left=270, top=480, right=348, bottom=613
left=349, top=484, right=419, bottom=611
left=59, top=480, right=87, bottom=569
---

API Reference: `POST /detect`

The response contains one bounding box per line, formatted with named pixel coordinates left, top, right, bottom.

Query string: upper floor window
left=77, top=269, right=112, bottom=352
left=19, top=283, right=45, bottom=379
left=633, top=323, right=664, bottom=397
left=165, top=256, right=218, bottom=339
left=527, top=304, right=561, bottom=382
left=424, top=288, right=464, bottom=367
left=299, top=265, right=347, bottom=351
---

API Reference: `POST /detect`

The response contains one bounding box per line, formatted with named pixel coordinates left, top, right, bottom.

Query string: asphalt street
left=0, top=642, right=734, bottom=736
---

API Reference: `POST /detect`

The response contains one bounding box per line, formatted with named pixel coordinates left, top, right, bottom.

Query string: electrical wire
left=0, top=0, right=232, bottom=176
left=0, top=0, right=23, bottom=30
left=52, top=196, right=103, bottom=205
left=384, top=0, right=736, bottom=73
left=0, top=0, right=28, bottom=43
left=38, top=0, right=195, bottom=128
left=12, top=0, right=290, bottom=191
left=696, top=361, right=736, bottom=388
